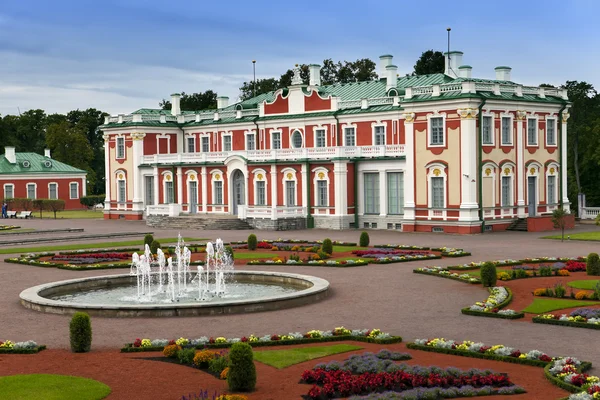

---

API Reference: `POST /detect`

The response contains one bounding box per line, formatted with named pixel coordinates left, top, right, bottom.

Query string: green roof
left=0, top=153, right=86, bottom=175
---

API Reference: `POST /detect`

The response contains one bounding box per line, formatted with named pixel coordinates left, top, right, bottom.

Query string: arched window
left=291, top=130, right=303, bottom=148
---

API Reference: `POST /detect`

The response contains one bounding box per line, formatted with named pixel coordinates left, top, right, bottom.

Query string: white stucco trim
left=426, top=111, right=447, bottom=147
left=69, top=181, right=80, bottom=199
left=481, top=109, right=495, bottom=146
left=499, top=111, right=514, bottom=145
left=26, top=182, right=37, bottom=200
left=289, top=128, right=304, bottom=148
left=371, top=121, right=387, bottom=146
left=312, top=167, right=330, bottom=207
left=526, top=113, right=540, bottom=147
left=252, top=168, right=268, bottom=206
left=313, top=125, right=328, bottom=148
left=270, top=129, right=282, bottom=149
left=281, top=167, right=298, bottom=207
left=3, top=183, right=14, bottom=199
left=341, top=122, right=358, bottom=146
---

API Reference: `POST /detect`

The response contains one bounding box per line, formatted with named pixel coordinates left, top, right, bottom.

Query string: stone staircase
left=506, top=218, right=528, bottom=232
left=146, top=214, right=253, bottom=230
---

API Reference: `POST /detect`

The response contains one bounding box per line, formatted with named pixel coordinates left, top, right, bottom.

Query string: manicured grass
left=568, top=280, right=600, bottom=290
left=233, top=252, right=276, bottom=260
left=542, top=231, right=600, bottom=241
left=253, top=344, right=363, bottom=369
left=0, top=237, right=209, bottom=255
left=0, top=374, right=111, bottom=400
left=332, top=245, right=369, bottom=253
left=522, top=298, right=600, bottom=314
left=35, top=210, right=104, bottom=219
left=0, top=228, right=35, bottom=234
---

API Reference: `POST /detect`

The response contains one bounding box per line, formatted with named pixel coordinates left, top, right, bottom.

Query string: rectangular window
left=49, top=183, right=58, bottom=200
left=187, top=137, right=195, bottom=153
left=431, top=177, right=444, bottom=209
left=223, top=136, right=232, bottom=152
left=429, top=117, right=444, bottom=145
left=315, top=129, right=326, bottom=148
left=285, top=181, right=296, bottom=206
left=69, top=183, right=78, bottom=199
left=363, top=173, right=380, bottom=214
left=501, top=117, right=512, bottom=145
left=27, top=184, right=36, bottom=199
left=116, top=137, right=125, bottom=159
left=317, top=180, right=327, bottom=207
left=246, top=134, right=256, bottom=150
left=165, top=181, right=174, bottom=204
left=527, top=118, right=537, bottom=145
left=272, top=132, right=281, bottom=149
left=482, top=116, right=493, bottom=145
left=387, top=172, right=404, bottom=215
left=256, top=181, right=266, bottom=206
left=374, top=126, right=386, bottom=146
left=344, top=127, right=356, bottom=146
left=548, top=176, right=556, bottom=204
left=118, top=180, right=126, bottom=204
left=501, top=176, right=511, bottom=206
left=547, top=118, right=556, bottom=145
left=144, top=176, right=154, bottom=206
left=4, top=185, right=14, bottom=199
left=214, top=181, right=223, bottom=204
left=201, top=136, right=209, bottom=153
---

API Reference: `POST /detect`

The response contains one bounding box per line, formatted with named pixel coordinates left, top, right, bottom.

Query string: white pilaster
left=201, top=166, right=208, bottom=213
left=516, top=111, right=526, bottom=217
left=103, top=134, right=111, bottom=211
left=176, top=166, right=183, bottom=205
left=561, top=112, right=570, bottom=211
left=270, top=164, right=277, bottom=219
left=457, top=109, right=479, bottom=221
left=402, top=113, right=415, bottom=221
left=82, top=177, right=87, bottom=197
left=131, top=132, right=145, bottom=211
left=379, top=170, right=387, bottom=217
left=333, top=161, right=348, bottom=216
left=301, top=163, right=308, bottom=210
left=153, top=166, right=159, bottom=206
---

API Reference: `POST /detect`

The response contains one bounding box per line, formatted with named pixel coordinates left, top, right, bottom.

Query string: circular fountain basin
left=20, top=271, right=330, bottom=317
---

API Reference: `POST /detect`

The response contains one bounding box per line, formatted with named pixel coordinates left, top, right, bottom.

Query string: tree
left=16, top=109, right=47, bottom=154
left=551, top=207, right=569, bottom=242
left=239, top=78, right=280, bottom=101
left=350, top=58, right=378, bottom=82
left=46, top=199, right=65, bottom=219
left=160, top=90, right=218, bottom=111
left=413, top=50, right=445, bottom=75
left=320, top=59, right=338, bottom=85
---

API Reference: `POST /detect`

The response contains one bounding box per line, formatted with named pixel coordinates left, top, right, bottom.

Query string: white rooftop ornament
left=291, top=64, right=303, bottom=85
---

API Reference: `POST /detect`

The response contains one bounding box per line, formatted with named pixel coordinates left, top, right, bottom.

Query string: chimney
left=458, top=65, right=472, bottom=79
left=4, top=146, right=16, bottom=164
left=44, top=149, right=51, bottom=158
left=386, top=65, right=398, bottom=91
left=495, top=66, right=512, bottom=81
left=379, top=55, right=393, bottom=78
left=309, top=64, right=321, bottom=86
left=216, top=96, right=229, bottom=109
left=170, top=93, right=181, bottom=116
left=444, top=51, right=464, bottom=78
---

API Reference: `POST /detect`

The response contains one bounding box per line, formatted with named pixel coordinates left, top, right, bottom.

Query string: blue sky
left=0, top=0, right=598, bottom=116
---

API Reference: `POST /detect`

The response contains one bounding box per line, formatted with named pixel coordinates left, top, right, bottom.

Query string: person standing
left=1, top=203, right=6, bottom=218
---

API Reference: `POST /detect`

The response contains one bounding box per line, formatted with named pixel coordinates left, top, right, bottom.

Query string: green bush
left=321, top=238, right=333, bottom=255
left=177, top=348, right=196, bottom=365
left=317, top=250, right=329, bottom=260
left=480, top=262, right=497, bottom=287
left=80, top=195, right=105, bottom=209
left=247, top=234, right=257, bottom=251
left=69, top=312, right=92, bottom=353
left=144, top=234, right=154, bottom=248
left=150, top=240, right=161, bottom=254
left=225, top=246, right=234, bottom=261
left=209, top=353, right=229, bottom=375
left=587, top=253, right=600, bottom=276
left=359, top=231, right=370, bottom=247
left=554, top=282, right=566, bottom=298
left=227, top=342, right=256, bottom=392
left=515, top=269, right=528, bottom=279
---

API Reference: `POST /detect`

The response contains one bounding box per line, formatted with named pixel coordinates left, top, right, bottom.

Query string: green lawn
left=35, top=210, right=104, bottom=219
left=0, top=237, right=209, bottom=255
left=522, top=298, right=600, bottom=314
left=0, top=228, right=35, bottom=234
left=0, top=374, right=111, bottom=400
left=332, top=245, right=369, bottom=253
left=568, top=280, right=600, bottom=290
left=253, top=344, right=362, bottom=369
left=233, top=252, right=275, bottom=260
left=542, top=231, right=600, bottom=241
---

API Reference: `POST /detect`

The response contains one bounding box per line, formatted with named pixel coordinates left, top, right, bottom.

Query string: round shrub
left=480, top=262, right=497, bottom=287
left=143, top=234, right=154, bottom=248
left=69, top=312, right=92, bottom=353
left=321, top=238, right=333, bottom=255
left=209, top=353, right=229, bottom=375
left=317, top=250, right=329, bottom=260
left=359, top=231, right=370, bottom=247
left=225, top=245, right=235, bottom=261
left=247, top=234, right=257, bottom=250
left=163, top=344, right=180, bottom=358
left=150, top=240, right=161, bottom=255
left=227, top=342, right=256, bottom=392
left=587, top=253, right=600, bottom=276
left=177, top=348, right=196, bottom=365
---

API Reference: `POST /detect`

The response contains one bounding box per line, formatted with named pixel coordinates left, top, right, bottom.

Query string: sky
left=0, top=0, right=598, bottom=116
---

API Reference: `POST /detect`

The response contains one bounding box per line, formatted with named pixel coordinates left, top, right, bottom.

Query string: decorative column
left=516, top=110, right=527, bottom=217
left=201, top=166, right=208, bottom=213
left=457, top=108, right=479, bottom=222
left=333, top=161, right=348, bottom=217
left=270, top=164, right=278, bottom=219
left=301, top=163, right=308, bottom=214
left=103, top=134, right=111, bottom=211
left=130, top=132, right=146, bottom=212
left=379, top=170, right=387, bottom=218
left=176, top=166, right=183, bottom=206
left=561, top=112, right=570, bottom=212
left=153, top=166, right=159, bottom=206
left=402, top=113, right=416, bottom=221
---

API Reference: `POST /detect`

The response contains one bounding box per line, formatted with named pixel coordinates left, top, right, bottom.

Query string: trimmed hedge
left=247, top=261, right=369, bottom=268
left=441, top=251, right=472, bottom=258
left=227, top=342, right=256, bottom=391
left=532, top=316, right=600, bottom=330
left=359, top=231, right=370, bottom=247
left=412, top=269, right=480, bottom=285
left=374, top=244, right=430, bottom=250
left=0, top=345, right=47, bottom=354
left=543, top=361, right=593, bottom=393
left=247, top=234, right=257, bottom=251
left=70, top=312, right=92, bottom=353
left=587, top=252, right=600, bottom=276
left=460, top=287, right=525, bottom=319
left=480, top=262, right=497, bottom=287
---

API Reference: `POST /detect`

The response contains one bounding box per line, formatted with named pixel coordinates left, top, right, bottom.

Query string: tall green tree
left=413, top=50, right=445, bottom=75
left=160, top=90, right=218, bottom=111
left=16, top=109, right=47, bottom=153
left=239, top=78, right=280, bottom=101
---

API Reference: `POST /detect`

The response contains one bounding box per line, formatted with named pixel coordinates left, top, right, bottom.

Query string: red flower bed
left=565, top=260, right=586, bottom=272
left=257, top=241, right=273, bottom=249
left=53, top=253, right=131, bottom=261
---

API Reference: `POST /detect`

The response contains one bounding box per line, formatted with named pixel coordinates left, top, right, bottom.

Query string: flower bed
left=121, top=328, right=401, bottom=352
left=51, top=252, right=131, bottom=264
left=413, top=266, right=481, bottom=284
left=431, top=247, right=472, bottom=257
left=0, top=224, right=19, bottom=231
left=545, top=357, right=597, bottom=396
left=352, top=249, right=433, bottom=257
left=230, top=239, right=357, bottom=247
left=0, top=340, right=46, bottom=354
left=533, top=308, right=600, bottom=330
left=5, top=252, right=133, bottom=270
left=448, top=257, right=586, bottom=271
left=461, top=287, right=524, bottom=319
left=247, top=259, right=369, bottom=267
left=373, top=244, right=430, bottom=250
left=364, top=253, right=441, bottom=264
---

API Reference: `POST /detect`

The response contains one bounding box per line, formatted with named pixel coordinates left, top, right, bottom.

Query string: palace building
left=100, top=51, right=571, bottom=233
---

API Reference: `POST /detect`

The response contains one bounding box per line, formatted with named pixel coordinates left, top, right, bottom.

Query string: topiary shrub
left=144, top=234, right=154, bottom=248
left=225, top=246, right=235, bottom=261
left=321, top=238, right=333, bottom=255
left=247, top=234, right=257, bottom=251
left=480, top=262, right=497, bottom=287
left=587, top=253, right=600, bottom=276
left=227, top=342, right=256, bottom=392
left=69, top=312, right=92, bottom=353
left=150, top=240, right=161, bottom=255
left=359, top=231, right=370, bottom=247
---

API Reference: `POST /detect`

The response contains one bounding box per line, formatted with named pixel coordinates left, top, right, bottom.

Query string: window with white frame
left=4, top=184, right=14, bottom=199
left=187, top=137, right=195, bottom=153
left=315, top=129, right=326, bottom=148
left=117, top=180, right=126, bottom=204
left=317, top=180, right=327, bottom=207
left=548, top=175, right=556, bottom=204
left=285, top=181, right=296, bottom=206
left=363, top=173, right=380, bottom=214
left=201, top=136, right=210, bottom=153
left=214, top=181, right=223, bottom=204
left=271, top=131, right=281, bottom=149
left=431, top=177, right=444, bottom=209
left=116, top=137, right=125, bottom=159
left=374, top=125, right=386, bottom=146
left=70, top=182, right=79, bottom=199
left=256, top=181, right=266, bottom=206
left=482, top=116, right=493, bottom=145
left=165, top=180, right=174, bottom=203
left=387, top=172, right=404, bottom=215
left=344, top=127, right=356, bottom=146
left=546, top=118, right=556, bottom=145
left=291, top=130, right=303, bottom=148
left=49, top=183, right=58, bottom=200
left=501, top=117, right=512, bottom=145
left=223, top=135, right=232, bottom=151
left=501, top=176, right=512, bottom=206
left=527, top=118, right=537, bottom=145
left=429, top=117, right=444, bottom=145
left=27, top=183, right=36, bottom=199
left=246, top=133, right=256, bottom=150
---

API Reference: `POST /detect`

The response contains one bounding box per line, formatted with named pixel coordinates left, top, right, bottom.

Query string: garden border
left=461, top=287, right=525, bottom=319
left=0, top=345, right=46, bottom=354
left=532, top=316, right=600, bottom=330
left=413, top=268, right=480, bottom=284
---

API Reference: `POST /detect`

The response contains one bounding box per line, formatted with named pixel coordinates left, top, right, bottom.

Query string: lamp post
left=252, top=60, right=256, bottom=98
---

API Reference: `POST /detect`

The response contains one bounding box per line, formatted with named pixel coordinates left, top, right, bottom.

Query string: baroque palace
left=100, top=51, right=570, bottom=233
